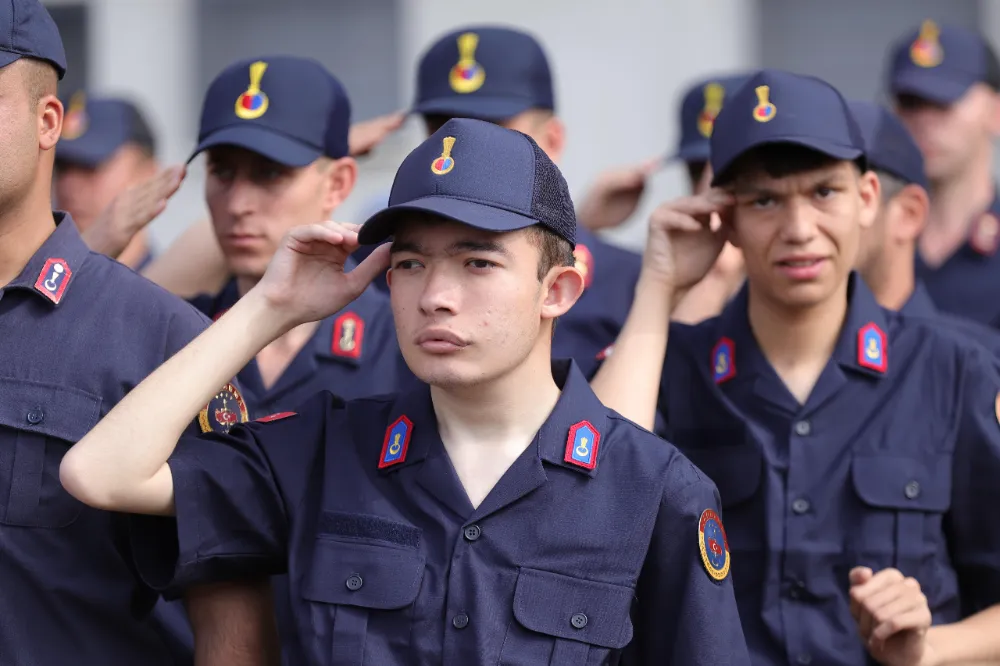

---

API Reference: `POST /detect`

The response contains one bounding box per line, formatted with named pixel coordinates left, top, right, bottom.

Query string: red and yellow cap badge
left=697, top=82, right=725, bottom=138
left=910, top=20, right=944, bottom=68
left=752, top=85, right=776, bottom=123
left=431, top=136, right=456, bottom=175
left=449, top=32, right=486, bottom=94
left=62, top=91, right=87, bottom=140
left=970, top=212, right=1000, bottom=256
left=235, top=61, right=270, bottom=120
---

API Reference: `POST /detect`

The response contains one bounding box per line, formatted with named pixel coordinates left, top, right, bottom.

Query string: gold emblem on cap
left=449, top=32, right=486, bottom=94
left=62, top=91, right=88, bottom=140
left=752, top=85, right=777, bottom=123
left=698, top=83, right=725, bottom=138
left=430, top=136, right=456, bottom=175
left=910, top=20, right=944, bottom=68
left=234, top=61, right=270, bottom=120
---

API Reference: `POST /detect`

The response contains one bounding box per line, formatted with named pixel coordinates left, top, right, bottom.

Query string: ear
left=39, top=94, right=62, bottom=151
left=540, top=264, right=585, bottom=321
left=539, top=115, right=566, bottom=165
left=320, top=156, right=358, bottom=216
left=890, top=183, right=930, bottom=242
left=857, top=169, right=880, bottom=229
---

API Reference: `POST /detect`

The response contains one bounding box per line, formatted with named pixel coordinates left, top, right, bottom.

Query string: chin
left=225, top=256, right=269, bottom=281
left=403, top=350, right=498, bottom=389
left=773, top=282, right=840, bottom=309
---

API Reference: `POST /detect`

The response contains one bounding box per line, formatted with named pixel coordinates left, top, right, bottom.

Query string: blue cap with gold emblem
left=673, top=73, right=750, bottom=162
left=848, top=100, right=928, bottom=190
left=191, top=55, right=351, bottom=166
left=412, top=26, right=555, bottom=122
left=709, top=69, right=866, bottom=186
left=56, top=93, right=156, bottom=167
left=359, top=117, right=576, bottom=246
left=0, top=0, right=66, bottom=79
left=887, top=20, right=1000, bottom=105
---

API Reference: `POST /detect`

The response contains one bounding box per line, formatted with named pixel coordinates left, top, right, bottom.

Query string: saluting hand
left=643, top=189, right=734, bottom=292
left=255, top=221, right=390, bottom=330
left=849, top=567, right=937, bottom=666
left=576, top=157, right=662, bottom=231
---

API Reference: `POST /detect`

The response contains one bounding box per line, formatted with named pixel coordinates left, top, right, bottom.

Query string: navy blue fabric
left=130, top=361, right=750, bottom=665
left=0, top=214, right=235, bottom=664
left=56, top=97, right=154, bottom=167
left=848, top=99, right=929, bottom=189
left=0, top=0, right=65, bottom=77
left=673, top=74, right=750, bottom=162
left=657, top=274, right=1000, bottom=665
left=887, top=21, right=996, bottom=105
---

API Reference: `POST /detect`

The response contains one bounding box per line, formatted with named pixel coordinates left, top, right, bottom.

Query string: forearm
left=927, top=604, right=1000, bottom=665
left=60, top=289, right=287, bottom=515
left=591, top=274, right=676, bottom=429
left=142, top=219, right=230, bottom=298
left=671, top=274, right=736, bottom=324
left=81, top=217, right=130, bottom=259
left=187, top=581, right=281, bottom=666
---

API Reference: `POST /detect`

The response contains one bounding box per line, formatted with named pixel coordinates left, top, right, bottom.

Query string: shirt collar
left=5, top=212, right=90, bottom=306
left=899, top=281, right=937, bottom=318
left=315, top=276, right=391, bottom=367
left=376, top=360, right=609, bottom=478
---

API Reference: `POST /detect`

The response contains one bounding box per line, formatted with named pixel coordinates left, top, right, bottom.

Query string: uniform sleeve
left=949, top=349, right=1000, bottom=615
left=623, top=459, right=751, bottom=665
left=129, top=407, right=323, bottom=599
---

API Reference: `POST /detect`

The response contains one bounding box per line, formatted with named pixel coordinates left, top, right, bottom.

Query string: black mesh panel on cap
left=528, top=140, right=577, bottom=246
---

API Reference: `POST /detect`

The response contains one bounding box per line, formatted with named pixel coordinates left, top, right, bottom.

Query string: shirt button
left=345, top=574, right=363, bottom=591
left=452, top=613, right=469, bottom=629
left=796, top=653, right=812, bottom=665
left=788, top=580, right=805, bottom=600
left=570, top=613, right=588, bottom=629
left=463, top=525, right=482, bottom=542
left=793, top=420, right=811, bottom=436
left=904, top=481, right=921, bottom=500
left=791, top=498, right=811, bottom=515
left=26, top=408, right=44, bottom=425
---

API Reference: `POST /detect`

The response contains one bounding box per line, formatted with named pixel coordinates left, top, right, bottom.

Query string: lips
left=415, top=329, right=468, bottom=347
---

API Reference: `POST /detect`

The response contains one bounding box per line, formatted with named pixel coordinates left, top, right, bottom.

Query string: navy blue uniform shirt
left=658, top=275, right=1000, bottom=665
left=901, top=280, right=1000, bottom=358
left=131, top=361, right=750, bottom=665
left=915, top=195, right=1000, bottom=327
left=0, top=214, right=244, bottom=665
left=188, top=272, right=405, bottom=418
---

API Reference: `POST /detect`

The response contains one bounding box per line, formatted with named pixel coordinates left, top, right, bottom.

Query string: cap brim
left=411, top=96, right=535, bottom=122
left=0, top=52, right=20, bottom=69
left=891, top=70, right=972, bottom=105
left=56, top=138, right=122, bottom=168
left=712, top=137, right=863, bottom=186
left=189, top=125, right=323, bottom=167
left=359, top=195, right=539, bottom=245
left=670, top=143, right=711, bottom=163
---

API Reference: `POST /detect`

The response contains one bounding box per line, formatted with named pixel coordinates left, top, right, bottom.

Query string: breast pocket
left=301, top=537, right=425, bottom=666
left=0, top=377, right=101, bottom=528
left=850, top=454, right=951, bottom=574
left=500, top=568, right=634, bottom=666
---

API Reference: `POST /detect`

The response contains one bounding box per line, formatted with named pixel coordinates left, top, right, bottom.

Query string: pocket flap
left=0, top=376, right=102, bottom=442
left=682, top=443, right=762, bottom=507
left=513, top=568, right=634, bottom=649
left=852, top=455, right=951, bottom=512
left=302, top=538, right=425, bottom=610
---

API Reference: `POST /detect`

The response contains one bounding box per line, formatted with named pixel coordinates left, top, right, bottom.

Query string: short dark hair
left=874, top=169, right=907, bottom=204
left=685, top=160, right=708, bottom=190
left=716, top=143, right=865, bottom=186
left=526, top=225, right=574, bottom=281
left=22, top=59, right=57, bottom=106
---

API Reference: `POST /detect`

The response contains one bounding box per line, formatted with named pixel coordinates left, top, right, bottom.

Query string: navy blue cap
left=710, top=69, right=866, bottom=186
left=673, top=73, right=750, bottom=162
left=56, top=94, right=156, bottom=167
left=359, top=118, right=575, bottom=246
left=848, top=100, right=928, bottom=191
left=0, top=0, right=65, bottom=79
left=887, top=21, right=1000, bottom=105
left=412, top=26, right=555, bottom=122
left=192, top=55, right=351, bottom=167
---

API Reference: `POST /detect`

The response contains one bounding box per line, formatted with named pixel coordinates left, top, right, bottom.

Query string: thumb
left=346, top=243, right=391, bottom=291
left=849, top=567, right=873, bottom=586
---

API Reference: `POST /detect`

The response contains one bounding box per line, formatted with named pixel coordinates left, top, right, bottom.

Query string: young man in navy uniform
left=886, top=21, right=1000, bottom=327
left=54, top=94, right=161, bottom=270
left=593, top=70, right=1000, bottom=664
left=62, top=118, right=751, bottom=665
left=181, top=55, right=404, bottom=416
left=0, top=1, right=269, bottom=663
left=401, top=26, right=644, bottom=378
left=851, top=99, right=1000, bottom=356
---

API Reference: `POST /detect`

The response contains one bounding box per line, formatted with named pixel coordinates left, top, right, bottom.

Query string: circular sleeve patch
left=198, top=383, right=249, bottom=434
left=698, top=509, right=730, bottom=581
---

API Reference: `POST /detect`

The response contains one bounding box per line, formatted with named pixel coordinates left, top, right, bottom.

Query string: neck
left=0, top=193, right=56, bottom=288
left=866, top=247, right=915, bottom=311
left=928, top=157, right=995, bottom=233
left=236, top=274, right=261, bottom=298
left=117, top=230, right=149, bottom=269
left=430, top=341, right=561, bottom=448
left=747, top=281, right=848, bottom=367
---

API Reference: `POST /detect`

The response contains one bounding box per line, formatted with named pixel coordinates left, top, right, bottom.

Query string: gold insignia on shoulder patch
left=198, top=383, right=249, bottom=434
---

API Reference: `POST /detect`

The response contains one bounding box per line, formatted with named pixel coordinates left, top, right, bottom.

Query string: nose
left=780, top=198, right=819, bottom=245
left=225, top=175, right=257, bottom=217
left=417, top=264, right=460, bottom=316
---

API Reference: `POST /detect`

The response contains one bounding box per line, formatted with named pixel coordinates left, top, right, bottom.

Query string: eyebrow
left=390, top=238, right=511, bottom=257
left=733, top=174, right=845, bottom=196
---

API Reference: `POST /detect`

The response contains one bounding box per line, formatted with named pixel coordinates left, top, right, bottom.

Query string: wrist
left=237, top=287, right=300, bottom=344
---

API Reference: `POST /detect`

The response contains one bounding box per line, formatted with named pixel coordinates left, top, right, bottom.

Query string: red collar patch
left=564, top=420, right=600, bottom=470
left=711, top=337, right=736, bottom=384
left=379, top=415, right=412, bottom=469
left=33, top=258, right=72, bottom=304
left=256, top=411, right=296, bottom=423
left=970, top=212, right=1000, bottom=256
left=332, top=311, right=364, bottom=358
left=857, top=322, right=887, bottom=373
